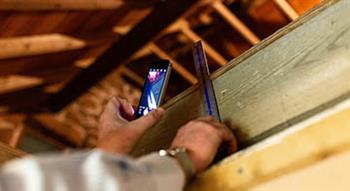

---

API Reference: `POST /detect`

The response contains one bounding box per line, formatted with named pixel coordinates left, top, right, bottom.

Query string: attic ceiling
left=0, top=0, right=321, bottom=152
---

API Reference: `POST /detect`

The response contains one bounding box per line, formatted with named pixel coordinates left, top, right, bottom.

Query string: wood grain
left=213, top=0, right=350, bottom=144
left=0, top=34, right=86, bottom=60
left=251, top=149, right=350, bottom=190
left=131, top=0, right=350, bottom=155
left=187, top=98, right=350, bottom=191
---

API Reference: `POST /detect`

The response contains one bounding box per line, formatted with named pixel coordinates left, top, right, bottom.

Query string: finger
left=218, top=126, right=237, bottom=153
left=128, top=108, right=165, bottom=131
left=197, top=119, right=237, bottom=153
left=119, top=99, right=135, bottom=120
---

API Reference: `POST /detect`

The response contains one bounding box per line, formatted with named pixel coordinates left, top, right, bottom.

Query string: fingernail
left=149, top=108, right=164, bottom=118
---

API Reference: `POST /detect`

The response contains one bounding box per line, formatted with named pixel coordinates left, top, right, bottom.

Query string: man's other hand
left=171, top=116, right=237, bottom=174
left=97, top=97, right=165, bottom=154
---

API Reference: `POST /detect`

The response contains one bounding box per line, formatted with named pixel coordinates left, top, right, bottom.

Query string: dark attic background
left=0, top=0, right=321, bottom=153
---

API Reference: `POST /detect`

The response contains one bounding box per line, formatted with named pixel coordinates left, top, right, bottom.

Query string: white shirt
left=0, top=150, right=185, bottom=191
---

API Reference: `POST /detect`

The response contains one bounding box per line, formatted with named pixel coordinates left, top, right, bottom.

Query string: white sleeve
left=0, top=149, right=185, bottom=191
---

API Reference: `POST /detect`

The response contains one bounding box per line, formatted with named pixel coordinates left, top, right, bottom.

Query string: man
left=0, top=97, right=237, bottom=191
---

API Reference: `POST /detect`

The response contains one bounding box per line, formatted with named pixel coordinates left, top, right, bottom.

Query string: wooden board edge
left=187, top=98, right=350, bottom=191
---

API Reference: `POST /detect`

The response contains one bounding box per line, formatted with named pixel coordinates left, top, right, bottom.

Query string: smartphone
left=134, top=60, right=172, bottom=118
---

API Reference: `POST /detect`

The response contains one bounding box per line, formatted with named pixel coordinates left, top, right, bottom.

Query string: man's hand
left=171, top=116, right=237, bottom=174
left=97, top=97, right=165, bottom=154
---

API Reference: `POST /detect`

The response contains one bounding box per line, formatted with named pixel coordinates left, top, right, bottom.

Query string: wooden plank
left=131, top=0, right=350, bottom=155
left=212, top=0, right=350, bottom=144
left=48, top=0, right=199, bottom=112
left=251, top=149, right=350, bottom=190
left=0, top=34, right=86, bottom=60
left=0, top=142, right=25, bottom=164
left=74, top=44, right=112, bottom=68
left=0, top=115, right=26, bottom=148
left=0, top=75, right=43, bottom=94
left=0, top=0, right=156, bottom=11
left=9, top=124, right=24, bottom=148
left=273, top=0, right=299, bottom=20
left=187, top=99, right=350, bottom=191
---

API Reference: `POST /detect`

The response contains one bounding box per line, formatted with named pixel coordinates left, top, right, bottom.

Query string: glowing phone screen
left=135, top=66, right=169, bottom=117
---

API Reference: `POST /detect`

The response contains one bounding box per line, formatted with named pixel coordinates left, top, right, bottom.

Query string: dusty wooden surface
left=131, top=0, right=350, bottom=156
left=251, top=149, right=350, bottom=190
left=187, top=98, right=350, bottom=190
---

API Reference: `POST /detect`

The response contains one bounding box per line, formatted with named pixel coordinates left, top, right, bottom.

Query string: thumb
left=128, top=108, right=165, bottom=131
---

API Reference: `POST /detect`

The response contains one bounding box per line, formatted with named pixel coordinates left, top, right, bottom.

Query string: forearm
left=0, top=149, right=185, bottom=191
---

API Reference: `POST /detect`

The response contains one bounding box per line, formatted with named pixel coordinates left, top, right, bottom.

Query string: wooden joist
left=0, top=0, right=156, bottom=11
left=131, top=0, right=350, bottom=157
left=0, top=114, right=25, bottom=148
left=273, top=0, right=299, bottom=20
left=0, top=75, right=43, bottom=94
left=187, top=99, right=350, bottom=190
left=48, top=0, right=199, bottom=112
left=0, top=34, right=86, bottom=60
left=166, top=19, right=229, bottom=66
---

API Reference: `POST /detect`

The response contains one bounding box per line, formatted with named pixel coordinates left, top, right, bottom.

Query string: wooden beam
left=0, top=75, right=43, bottom=94
left=48, top=0, right=199, bottom=112
left=130, top=0, right=350, bottom=156
left=9, top=124, right=24, bottom=148
left=252, top=149, right=350, bottom=190
left=212, top=1, right=261, bottom=45
left=176, top=19, right=229, bottom=66
left=0, top=0, right=156, bottom=11
left=0, top=114, right=26, bottom=148
left=148, top=43, right=198, bottom=84
left=74, top=44, right=113, bottom=68
left=0, top=34, right=86, bottom=60
left=273, top=0, right=299, bottom=20
left=187, top=99, right=350, bottom=190
left=0, top=142, right=25, bottom=164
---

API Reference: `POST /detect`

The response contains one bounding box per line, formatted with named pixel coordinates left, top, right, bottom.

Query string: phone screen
left=135, top=61, right=171, bottom=118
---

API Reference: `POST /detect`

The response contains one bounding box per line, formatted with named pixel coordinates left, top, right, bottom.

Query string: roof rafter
left=48, top=0, right=199, bottom=112
left=0, top=0, right=157, bottom=11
